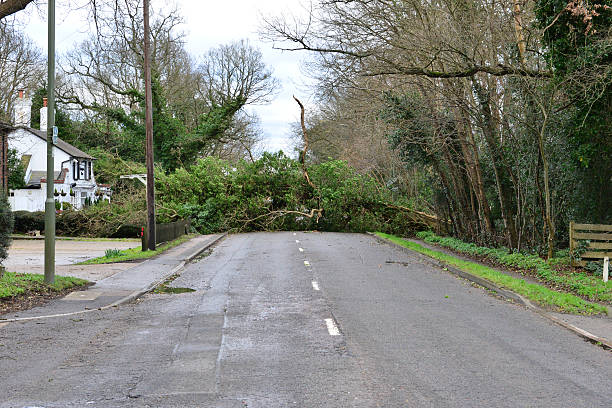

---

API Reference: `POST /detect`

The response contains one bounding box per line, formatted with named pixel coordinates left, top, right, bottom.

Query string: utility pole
left=143, top=0, right=156, bottom=250
left=44, top=0, right=56, bottom=284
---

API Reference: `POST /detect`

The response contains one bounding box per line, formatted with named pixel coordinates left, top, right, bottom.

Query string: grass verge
left=375, top=232, right=608, bottom=315
left=415, top=230, right=611, bottom=304
left=0, top=271, right=89, bottom=299
left=78, top=234, right=196, bottom=265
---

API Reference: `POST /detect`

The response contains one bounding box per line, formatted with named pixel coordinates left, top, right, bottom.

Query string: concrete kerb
left=367, top=232, right=612, bottom=350
left=1, top=232, right=228, bottom=324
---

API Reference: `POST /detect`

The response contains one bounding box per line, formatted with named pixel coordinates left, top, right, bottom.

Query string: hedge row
left=12, top=210, right=141, bottom=238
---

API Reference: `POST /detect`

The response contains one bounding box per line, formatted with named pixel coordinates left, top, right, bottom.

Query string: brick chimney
left=40, top=97, right=48, bottom=131
left=14, top=89, right=32, bottom=127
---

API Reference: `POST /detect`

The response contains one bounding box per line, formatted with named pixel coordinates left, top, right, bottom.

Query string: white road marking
left=295, top=240, right=300, bottom=243
left=325, top=318, right=340, bottom=336
left=312, top=281, right=320, bottom=291
left=293, top=233, right=296, bottom=236
left=299, top=247, right=304, bottom=252
left=304, top=260, right=310, bottom=266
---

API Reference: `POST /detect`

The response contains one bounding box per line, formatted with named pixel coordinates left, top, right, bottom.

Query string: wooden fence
left=142, top=220, right=191, bottom=251
left=569, top=222, right=612, bottom=266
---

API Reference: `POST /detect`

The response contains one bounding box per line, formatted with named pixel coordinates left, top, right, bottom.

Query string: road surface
left=1, top=232, right=610, bottom=407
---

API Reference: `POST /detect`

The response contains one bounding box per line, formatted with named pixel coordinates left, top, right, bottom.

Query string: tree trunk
left=538, top=114, right=555, bottom=260
left=472, top=80, right=519, bottom=248
left=454, top=103, right=496, bottom=237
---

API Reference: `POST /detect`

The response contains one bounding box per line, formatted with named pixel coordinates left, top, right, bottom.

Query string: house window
left=87, top=161, right=91, bottom=180
left=81, top=191, right=87, bottom=207
left=73, top=161, right=79, bottom=180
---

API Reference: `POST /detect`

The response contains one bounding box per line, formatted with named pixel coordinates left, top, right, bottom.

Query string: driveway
left=4, top=239, right=141, bottom=281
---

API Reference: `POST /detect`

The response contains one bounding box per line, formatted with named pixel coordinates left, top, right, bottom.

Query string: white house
left=7, top=90, right=110, bottom=212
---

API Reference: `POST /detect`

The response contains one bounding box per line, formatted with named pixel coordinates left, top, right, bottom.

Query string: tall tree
left=59, top=1, right=278, bottom=168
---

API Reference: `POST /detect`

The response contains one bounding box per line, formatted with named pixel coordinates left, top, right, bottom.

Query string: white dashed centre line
left=304, top=260, right=310, bottom=266
left=295, top=240, right=300, bottom=243
left=293, top=233, right=296, bottom=236
left=299, top=248, right=304, bottom=252
left=325, top=318, right=340, bottom=336
left=312, top=281, right=320, bottom=291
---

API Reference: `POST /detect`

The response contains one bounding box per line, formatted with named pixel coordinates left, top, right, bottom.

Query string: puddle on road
left=153, top=286, right=196, bottom=294
left=152, top=273, right=196, bottom=294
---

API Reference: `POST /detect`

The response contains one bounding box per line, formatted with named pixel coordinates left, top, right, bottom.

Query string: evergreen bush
left=12, top=211, right=45, bottom=233
left=0, top=194, right=14, bottom=271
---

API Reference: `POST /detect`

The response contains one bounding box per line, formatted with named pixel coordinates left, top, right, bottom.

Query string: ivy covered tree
left=536, top=0, right=612, bottom=223
left=0, top=192, right=13, bottom=277
left=7, top=148, right=25, bottom=190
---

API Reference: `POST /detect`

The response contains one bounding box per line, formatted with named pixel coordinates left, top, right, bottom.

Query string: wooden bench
left=569, top=222, right=612, bottom=267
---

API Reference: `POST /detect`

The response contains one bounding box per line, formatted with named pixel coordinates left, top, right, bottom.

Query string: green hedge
left=13, top=210, right=44, bottom=233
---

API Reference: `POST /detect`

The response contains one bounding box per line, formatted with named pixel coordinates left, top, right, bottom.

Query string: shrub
left=0, top=194, right=14, bottom=268
left=105, top=248, right=123, bottom=258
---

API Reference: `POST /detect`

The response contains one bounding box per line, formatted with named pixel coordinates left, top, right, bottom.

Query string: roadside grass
left=414, top=231, right=612, bottom=304
left=0, top=271, right=89, bottom=299
left=78, top=234, right=196, bottom=265
left=375, top=232, right=608, bottom=315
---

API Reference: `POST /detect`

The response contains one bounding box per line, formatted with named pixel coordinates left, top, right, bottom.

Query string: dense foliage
left=265, top=0, right=611, bottom=257
left=156, top=153, right=427, bottom=235
left=11, top=153, right=427, bottom=238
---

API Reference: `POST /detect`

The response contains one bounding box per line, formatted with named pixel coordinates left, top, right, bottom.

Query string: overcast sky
left=20, top=0, right=314, bottom=155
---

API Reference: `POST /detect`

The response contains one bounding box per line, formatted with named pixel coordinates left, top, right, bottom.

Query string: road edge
left=367, top=232, right=612, bottom=350
left=1, top=232, right=228, bottom=323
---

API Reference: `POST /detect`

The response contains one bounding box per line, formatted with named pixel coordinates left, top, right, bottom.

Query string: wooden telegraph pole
left=143, top=0, right=156, bottom=250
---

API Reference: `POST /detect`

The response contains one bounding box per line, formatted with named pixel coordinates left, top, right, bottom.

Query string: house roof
left=20, top=127, right=94, bottom=159
left=28, top=170, right=62, bottom=185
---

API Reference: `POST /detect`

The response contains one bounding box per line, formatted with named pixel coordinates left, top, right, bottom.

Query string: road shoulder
left=369, top=232, right=612, bottom=349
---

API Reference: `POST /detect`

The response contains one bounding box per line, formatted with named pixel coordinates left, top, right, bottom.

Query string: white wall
left=8, top=189, right=46, bottom=212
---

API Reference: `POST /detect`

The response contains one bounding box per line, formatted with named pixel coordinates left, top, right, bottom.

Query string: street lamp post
left=44, top=0, right=56, bottom=284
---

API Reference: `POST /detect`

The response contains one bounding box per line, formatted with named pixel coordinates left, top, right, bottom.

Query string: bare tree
left=200, top=39, right=280, bottom=107
left=0, top=21, right=44, bottom=122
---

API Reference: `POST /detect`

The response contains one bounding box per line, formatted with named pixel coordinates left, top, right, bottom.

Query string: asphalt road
left=1, top=232, right=610, bottom=407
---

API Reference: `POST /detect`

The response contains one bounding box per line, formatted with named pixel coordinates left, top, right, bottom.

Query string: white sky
left=19, top=0, right=315, bottom=155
